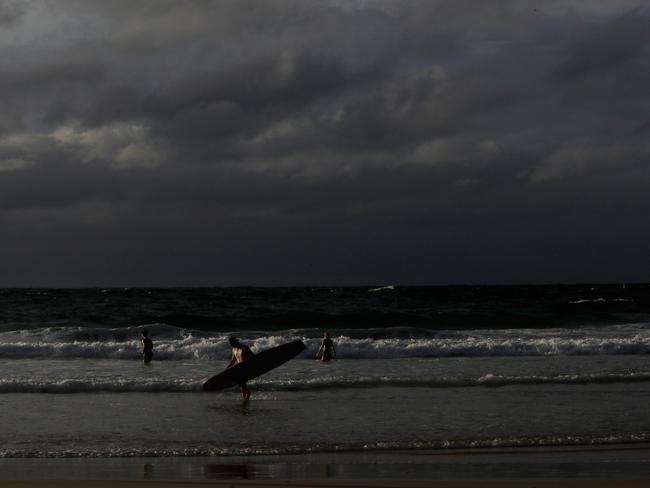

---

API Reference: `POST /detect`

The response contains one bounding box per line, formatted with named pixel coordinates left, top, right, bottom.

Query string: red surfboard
left=202, top=340, right=306, bottom=391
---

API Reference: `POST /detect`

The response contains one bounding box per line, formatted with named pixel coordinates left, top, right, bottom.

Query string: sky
left=0, top=0, right=649, bottom=287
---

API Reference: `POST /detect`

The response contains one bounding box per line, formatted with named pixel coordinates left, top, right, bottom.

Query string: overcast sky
left=0, top=0, right=649, bottom=286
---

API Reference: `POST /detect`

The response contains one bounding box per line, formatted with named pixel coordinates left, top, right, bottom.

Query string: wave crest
left=1, top=324, right=650, bottom=360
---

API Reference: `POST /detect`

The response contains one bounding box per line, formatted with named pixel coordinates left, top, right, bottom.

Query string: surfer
left=227, top=337, right=254, bottom=400
left=141, top=330, right=153, bottom=363
left=316, top=331, right=336, bottom=362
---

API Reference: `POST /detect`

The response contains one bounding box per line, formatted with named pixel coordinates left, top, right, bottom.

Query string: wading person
left=141, top=330, right=153, bottom=363
left=316, top=331, right=336, bottom=362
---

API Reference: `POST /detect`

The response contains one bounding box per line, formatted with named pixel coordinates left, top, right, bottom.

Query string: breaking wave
left=1, top=323, right=650, bottom=360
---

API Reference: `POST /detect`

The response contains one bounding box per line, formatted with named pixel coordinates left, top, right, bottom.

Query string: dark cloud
left=0, top=0, right=649, bottom=286
left=0, top=1, right=24, bottom=26
left=554, top=9, right=650, bottom=81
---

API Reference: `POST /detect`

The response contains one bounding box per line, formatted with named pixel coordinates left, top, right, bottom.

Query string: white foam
left=368, top=285, right=395, bottom=292
left=1, top=324, right=650, bottom=360
left=0, top=432, right=649, bottom=457
left=569, top=298, right=632, bottom=304
left=2, top=370, right=642, bottom=394
left=0, top=377, right=201, bottom=393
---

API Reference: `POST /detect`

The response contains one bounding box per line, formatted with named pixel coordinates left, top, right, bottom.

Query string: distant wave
left=1, top=324, right=650, bottom=360
left=3, top=286, right=650, bottom=334
left=368, top=285, right=395, bottom=292
left=569, top=298, right=633, bottom=304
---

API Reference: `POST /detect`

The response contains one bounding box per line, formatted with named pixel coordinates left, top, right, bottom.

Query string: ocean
left=1, top=285, right=650, bottom=480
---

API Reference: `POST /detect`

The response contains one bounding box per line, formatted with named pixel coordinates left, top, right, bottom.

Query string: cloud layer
left=1, top=0, right=649, bottom=285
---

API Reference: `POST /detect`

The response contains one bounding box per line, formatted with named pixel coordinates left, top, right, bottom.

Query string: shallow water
left=2, top=355, right=650, bottom=457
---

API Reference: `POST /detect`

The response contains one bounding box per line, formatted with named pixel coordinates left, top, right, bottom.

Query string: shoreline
left=2, top=480, right=650, bottom=488
left=1, top=440, right=649, bottom=459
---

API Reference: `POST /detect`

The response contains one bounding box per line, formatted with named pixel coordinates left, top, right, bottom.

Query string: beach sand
left=2, top=480, right=650, bottom=488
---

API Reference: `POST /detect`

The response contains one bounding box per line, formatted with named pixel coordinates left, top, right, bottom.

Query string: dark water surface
left=0, top=285, right=649, bottom=470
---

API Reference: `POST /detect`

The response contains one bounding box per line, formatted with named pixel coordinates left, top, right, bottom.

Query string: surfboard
left=202, top=339, right=306, bottom=391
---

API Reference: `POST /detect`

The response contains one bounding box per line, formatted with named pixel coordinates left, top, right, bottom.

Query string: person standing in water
left=141, top=330, right=153, bottom=363
left=227, top=337, right=254, bottom=400
left=316, top=331, right=336, bottom=362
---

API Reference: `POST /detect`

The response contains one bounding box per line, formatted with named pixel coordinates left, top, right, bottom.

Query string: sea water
left=1, top=286, right=650, bottom=479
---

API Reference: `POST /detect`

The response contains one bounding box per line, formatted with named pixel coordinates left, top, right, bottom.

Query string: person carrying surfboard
left=227, top=337, right=254, bottom=400
left=316, top=331, right=336, bottom=362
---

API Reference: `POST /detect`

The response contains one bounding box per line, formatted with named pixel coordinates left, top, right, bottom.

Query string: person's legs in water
left=240, top=382, right=251, bottom=400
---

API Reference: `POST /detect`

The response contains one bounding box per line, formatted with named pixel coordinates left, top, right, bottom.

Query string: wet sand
left=2, top=444, right=650, bottom=486
left=3, top=480, right=650, bottom=488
